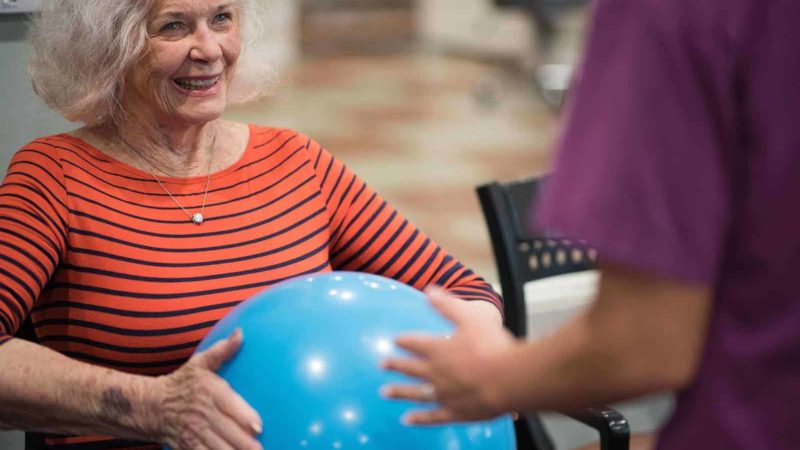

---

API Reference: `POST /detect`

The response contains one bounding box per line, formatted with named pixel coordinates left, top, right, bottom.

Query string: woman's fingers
left=159, top=329, right=264, bottom=450
left=198, top=425, right=237, bottom=450
left=212, top=377, right=263, bottom=437
left=209, top=408, right=263, bottom=450
left=167, top=373, right=261, bottom=450
left=192, top=329, right=244, bottom=372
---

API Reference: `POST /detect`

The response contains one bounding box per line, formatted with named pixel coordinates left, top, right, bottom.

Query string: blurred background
left=0, top=1, right=673, bottom=449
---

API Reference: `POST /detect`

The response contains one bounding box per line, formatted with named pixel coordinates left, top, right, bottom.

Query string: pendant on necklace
left=192, top=213, right=204, bottom=225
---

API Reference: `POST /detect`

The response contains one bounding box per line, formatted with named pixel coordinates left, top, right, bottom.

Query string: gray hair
left=28, top=0, right=276, bottom=125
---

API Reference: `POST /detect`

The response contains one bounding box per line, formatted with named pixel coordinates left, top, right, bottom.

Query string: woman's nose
left=189, top=25, right=223, bottom=64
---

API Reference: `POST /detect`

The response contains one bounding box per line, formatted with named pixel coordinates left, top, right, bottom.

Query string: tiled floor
left=226, top=52, right=561, bottom=284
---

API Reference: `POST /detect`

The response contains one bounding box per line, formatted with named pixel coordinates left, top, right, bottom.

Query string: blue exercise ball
left=197, top=271, right=516, bottom=450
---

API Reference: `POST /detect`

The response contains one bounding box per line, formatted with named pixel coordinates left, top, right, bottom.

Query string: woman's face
left=126, top=0, right=242, bottom=126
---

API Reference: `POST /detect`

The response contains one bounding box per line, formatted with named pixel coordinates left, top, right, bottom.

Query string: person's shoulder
left=605, top=0, right=752, bottom=30
left=3, top=133, right=79, bottom=187
left=8, top=132, right=80, bottom=167
left=246, top=124, right=322, bottom=155
left=248, top=124, right=310, bottom=143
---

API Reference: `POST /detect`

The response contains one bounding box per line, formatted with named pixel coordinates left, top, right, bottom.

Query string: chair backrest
left=476, top=176, right=596, bottom=338
left=477, top=176, right=600, bottom=450
left=477, top=176, right=631, bottom=450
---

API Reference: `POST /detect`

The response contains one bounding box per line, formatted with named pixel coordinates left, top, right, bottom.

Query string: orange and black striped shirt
left=0, top=125, right=501, bottom=449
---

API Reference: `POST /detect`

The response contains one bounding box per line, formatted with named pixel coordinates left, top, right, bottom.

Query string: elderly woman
left=0, top=1, right=502, bottom=449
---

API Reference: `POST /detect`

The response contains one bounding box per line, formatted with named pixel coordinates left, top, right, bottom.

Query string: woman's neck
left=96, top=116, right=221, bottom=178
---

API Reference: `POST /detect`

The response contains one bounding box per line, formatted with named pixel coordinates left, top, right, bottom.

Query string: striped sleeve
left=0, top=141, right=68, bottom=343
left=300, top=133, right=502, bottom=311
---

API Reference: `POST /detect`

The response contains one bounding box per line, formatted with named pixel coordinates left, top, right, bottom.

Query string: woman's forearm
left=0, top=338, right=160, bottom=440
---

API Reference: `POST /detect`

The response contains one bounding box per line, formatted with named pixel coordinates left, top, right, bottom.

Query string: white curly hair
left=27, top=0, right=276, bottom=125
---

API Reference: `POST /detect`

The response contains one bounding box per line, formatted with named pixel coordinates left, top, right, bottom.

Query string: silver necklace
left=123, top=135, right=215, bottom=225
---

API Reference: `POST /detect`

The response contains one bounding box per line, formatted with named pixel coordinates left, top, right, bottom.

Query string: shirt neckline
left=57, top=123, right=257, bottom=184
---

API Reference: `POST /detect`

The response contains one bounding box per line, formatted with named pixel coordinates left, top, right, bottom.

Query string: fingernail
left=252, top=422, right=262, bottom=435
left=401, top=414, right=414, bottom=425
left=379, top=386, right=391, bottom=397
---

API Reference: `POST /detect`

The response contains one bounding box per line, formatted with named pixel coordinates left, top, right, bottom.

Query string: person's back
left=534, top=0, right=800, bottom=448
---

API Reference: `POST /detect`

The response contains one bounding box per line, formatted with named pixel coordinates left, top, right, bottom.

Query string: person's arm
left=381, top=262, right=712, bottom=424
left=0, top=337, right=154, bottom=436
left=0, top=144, right=262, bottom=449
left=0, top=330, right=263, bottom=450
left=492, top=262, right=712, bottom=411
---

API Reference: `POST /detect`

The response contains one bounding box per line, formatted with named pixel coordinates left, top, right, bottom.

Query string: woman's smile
left=172, top=74, right=222, bottom=96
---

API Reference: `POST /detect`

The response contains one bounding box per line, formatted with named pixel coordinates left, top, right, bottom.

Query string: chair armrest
left=563, top=407, right=630, bottom=450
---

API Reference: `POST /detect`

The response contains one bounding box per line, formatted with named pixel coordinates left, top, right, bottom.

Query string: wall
left=0, top=14, right=71, bottom=178
left=417, top=0, right=533, bottom=60
left=257, top=0, right=301, bottom=68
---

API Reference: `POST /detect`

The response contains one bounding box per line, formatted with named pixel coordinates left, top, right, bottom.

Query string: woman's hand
left=380, top=286, right=520, bottom=425
left=153, top=329, right=263, bottom=450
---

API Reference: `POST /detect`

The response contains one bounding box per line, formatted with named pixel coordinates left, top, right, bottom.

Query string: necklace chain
left=150, top=170, right=212, bottom=225
left=121, top=133, right=216, bottom=225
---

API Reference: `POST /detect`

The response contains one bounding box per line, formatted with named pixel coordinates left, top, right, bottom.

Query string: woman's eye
left=160, top=22, right=185, bottom=33
left=213, top=13, right=232, bottom=24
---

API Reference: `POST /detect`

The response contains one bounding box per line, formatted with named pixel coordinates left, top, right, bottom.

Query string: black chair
left=13, top=317, right=47, bottom=450
left=477, top=176, right=630, bottom=450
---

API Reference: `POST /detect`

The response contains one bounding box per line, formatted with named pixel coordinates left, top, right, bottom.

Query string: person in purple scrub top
left=380, top=0, right=800, bottom=448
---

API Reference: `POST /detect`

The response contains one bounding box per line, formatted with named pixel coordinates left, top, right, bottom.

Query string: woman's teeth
left=174, top=77, right=219, bottom=90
